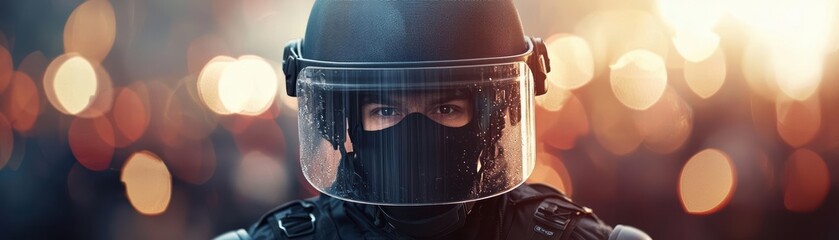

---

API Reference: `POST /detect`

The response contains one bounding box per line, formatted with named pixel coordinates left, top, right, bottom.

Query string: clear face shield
left=296, top=62, right=537, bottom=205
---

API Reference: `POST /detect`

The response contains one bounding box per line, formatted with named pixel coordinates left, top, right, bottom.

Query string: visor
left=297, top=62, right=537, bottom=205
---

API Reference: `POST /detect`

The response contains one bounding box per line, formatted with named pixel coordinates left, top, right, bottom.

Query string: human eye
left=433, top=104, right=461, bottom=115
left=372, top=106, right=401, bottom=117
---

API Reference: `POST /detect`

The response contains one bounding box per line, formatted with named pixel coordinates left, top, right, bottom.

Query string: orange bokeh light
left=542, top=94, right=590, bottom=151
left=575, top=10, right=670, bottom=77
left=44, top=54, right=114, bottom=118
left=534, top=78, right=570, bottom=112
left=635, top=88, right=693, bottom=154
left=219, top=55, right=279, bottom=116
left=0, top=114, right=12, bottom=170
left=69, top=117, right=115, bottom=171
left=197, top=56, right=236, bottom=115
left=528, top=151, right=573, bottom=197
left=0, top=46, right=11, bottom=94
left=111, top=83, right=151, bottom=147
left=679, top=149, right=736, bottom=215
left=121, top=151, right=172, bottom=215
left=545, top=34, right=595, bottom=90
left=610, top=49, right=668, bottom=110
left=591, top=94, right=643, bottom=155
left=684, top=48, right=727, bottom=99
left=198, top=55, right=280, bottom=116
left=1, top=72, right=40, bottom=133
left=776, top=95, right=822, bottom=147
left=43, top=54, right=98, bottom=115
left=783, top=148, right=830, bottom=213
left=64, top=0, right=116, bottom=62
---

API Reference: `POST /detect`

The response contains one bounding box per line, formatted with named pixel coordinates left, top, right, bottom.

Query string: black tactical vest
left=214, top=183, right=648, bottom=240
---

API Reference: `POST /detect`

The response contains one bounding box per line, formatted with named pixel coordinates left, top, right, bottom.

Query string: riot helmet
left=285, top=0, right=551, bottom=206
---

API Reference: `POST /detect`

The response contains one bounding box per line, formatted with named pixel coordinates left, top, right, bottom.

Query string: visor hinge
left=284, top=56, right=298, bottom=97
left=529, top=37, right=550, bottom=96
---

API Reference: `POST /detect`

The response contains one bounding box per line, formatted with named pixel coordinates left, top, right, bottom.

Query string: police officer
left=217, top=0, right=651, bottom=239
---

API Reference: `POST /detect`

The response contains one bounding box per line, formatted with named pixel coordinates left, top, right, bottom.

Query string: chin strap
left=378, top=203, right=473, bottom=239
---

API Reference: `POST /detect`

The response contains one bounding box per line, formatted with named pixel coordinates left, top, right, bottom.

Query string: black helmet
left=285, top=0, right=551, bottom=206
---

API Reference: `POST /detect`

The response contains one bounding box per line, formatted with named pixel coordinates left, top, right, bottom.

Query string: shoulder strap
left=503, top=183, right=604, bottom=240
left=270, top=200, right=318, bottom=239
left=233, top=198, right=322, bottom=240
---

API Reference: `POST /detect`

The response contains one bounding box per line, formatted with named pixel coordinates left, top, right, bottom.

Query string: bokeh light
left=591, top=93, right=644, bottom=155
left=69, top=117, right=114, bottom=171
left=542, top=93, right=589, bottom=151
left=218, top=55, right=278, bottom=116
left=197, top=56, right=236, bottom=115
left=45, top=54, right=114, bottom=118
left=0, top=114, right=12, bottom=170
left=728, top=0, right=837, bottom=52
left=658, top=0, right=725, bottom=62
left=658, top=0, right=725, bottom=31
left=121, top=151, right=172, bottom=215
left=199, top=55, right=278, bottom=116
left=534, top=77, right=570, bottom=112
left=2, top=72, right=40, bottom=133
left=234, top=151, right=290, bottom=205
left=683, top=48, right=727, bottom=99
left=534, top=101, right=561, bottom=140
left=0, top=46, right=11, bottom=94
left=783, top=149, right=830, bottom=213
left=771, top=47, right=824, bottom=101
left=528, top=151, right=573, bottom=197
left=741, top=39, right=780, bottom=101
left=610, top=49, right=668, bottom=110
left=776, top=95, right=821, bottom=147
left=111, top=83, right=151, bottom=147
left=43, top=54, right=98, bottom=115
left=575, top=10, right=670, bottom=77
left=545, top=34, right=595, bottom=90
left=671, top=29, right=721, bottom=63
left=635, top=88, right=693, bottom=154
left=679, top=149, right=736, bottom=215
left=63, top=0, right=116, bottom=62
left=731, top=0, right=836, bottom=101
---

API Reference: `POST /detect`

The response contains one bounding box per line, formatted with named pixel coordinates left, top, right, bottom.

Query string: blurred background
left=0, top=0, right=838, bottom=239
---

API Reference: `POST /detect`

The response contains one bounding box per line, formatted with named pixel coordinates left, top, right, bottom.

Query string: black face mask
left=347, top=113, right=483, bottom=203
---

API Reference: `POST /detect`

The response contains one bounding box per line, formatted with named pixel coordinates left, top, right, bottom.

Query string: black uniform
left=218, top=183, right=615, bottom=240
